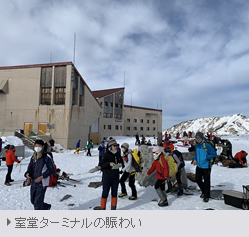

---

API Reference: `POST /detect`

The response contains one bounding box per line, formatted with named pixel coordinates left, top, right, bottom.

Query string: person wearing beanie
left=147, top=146, right=169, bottom=207
left=192, top=131, right=217, bottom=203
left=24, top=139, right=55, bottom=210
left=4, top=145, right=20, bottom=186
left=99, top=139, right=123, bottom=210
left=118, top=143, right=137, bottom=200
left=74, top=140, right=81, bottom=154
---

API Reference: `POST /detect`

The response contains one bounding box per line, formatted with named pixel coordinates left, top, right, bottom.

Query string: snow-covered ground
left=1, top=134, right=249, bottom=210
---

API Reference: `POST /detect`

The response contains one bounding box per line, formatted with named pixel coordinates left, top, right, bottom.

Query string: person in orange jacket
left=163, top=138, right=174, bottom=151
left=233, top=150, right=248, bottom=167
left=5, top=145, right=20, bottom=186
left=147, top=146, right=169, bottom=207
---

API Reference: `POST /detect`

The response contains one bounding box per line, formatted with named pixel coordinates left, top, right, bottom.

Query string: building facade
left=0, top=62, right=101, bottom=149
left=123, top=105, right=162, bottom=138
left=0, top=61, right=163, bottom=148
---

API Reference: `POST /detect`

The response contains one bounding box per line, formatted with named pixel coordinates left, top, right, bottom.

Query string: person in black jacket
left=24, top=139, right=55, bottom=210
left=99, top=139, right=123, bottom=210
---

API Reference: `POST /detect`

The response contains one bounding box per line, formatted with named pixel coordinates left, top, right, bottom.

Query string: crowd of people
left=2, top=129, right=248, bottom=210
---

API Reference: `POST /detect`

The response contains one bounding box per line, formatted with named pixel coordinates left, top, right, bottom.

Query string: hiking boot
left=118, top=193, right=128, bottom=198
left=129, top=196, right=137, bottom=200
left=203, top=198, right=209, bottom=203
left=158, top=199, right=169, bottom=207
left=166, top=188, right=172, bottom=193
left=200, top=193, right=204, bottom=199
left=177, top=190, right=184, bottom=196
left=9, top=179, right=14, bottom=182
left=4, top=182, right=11, bottom=186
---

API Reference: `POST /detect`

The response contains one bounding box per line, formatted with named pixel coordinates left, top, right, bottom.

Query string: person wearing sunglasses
left=99, top=138, right=123, bottom=210
left=192, top=132, right=217, bottom=203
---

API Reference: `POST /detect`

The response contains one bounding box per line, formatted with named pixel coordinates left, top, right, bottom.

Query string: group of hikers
left=2, top=129, right=248, bottom=210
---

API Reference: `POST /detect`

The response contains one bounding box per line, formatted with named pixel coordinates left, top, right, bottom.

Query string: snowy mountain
left=163, top=114, right=249, bottom=137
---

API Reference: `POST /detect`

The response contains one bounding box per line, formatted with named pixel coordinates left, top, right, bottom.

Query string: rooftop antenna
left=124, top=71, right=125, bottom=88
left=50, top=52, right=52, bottom=63
left=73, top=32, right=76, bottom=65
left=130, top=93, right=132, bottom=111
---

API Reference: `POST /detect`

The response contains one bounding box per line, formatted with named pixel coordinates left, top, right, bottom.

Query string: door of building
left=38, top=123, right=47, bottom=135
left=24, top=123, right=33, bottom=136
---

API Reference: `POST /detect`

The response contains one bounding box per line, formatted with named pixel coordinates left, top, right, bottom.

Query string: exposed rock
left=88, top=182, right=103, bottom=188
left=60, top=194, right=72, bottom=202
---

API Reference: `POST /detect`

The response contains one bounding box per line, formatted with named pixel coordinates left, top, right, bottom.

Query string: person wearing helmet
left=147, top=146, right=169, bottom=207
left=118, top=143, right=137, bottom=200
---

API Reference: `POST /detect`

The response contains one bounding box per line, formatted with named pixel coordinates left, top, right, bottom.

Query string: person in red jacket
left=233, top=150, right=248, bottom=167
left=163, top=138, right=174, bottom=151
left=147, top=146, right=169, bottom=207
left=5, top=145, right=20, bottom=186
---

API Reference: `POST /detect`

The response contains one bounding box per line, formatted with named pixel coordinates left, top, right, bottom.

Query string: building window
left=104, top=101, right=108, bottom=106
left=153, top=120, right=155, bottom=124
left=140, top=119, right=143, bottom=123
left=120, top=125, right=122, bottom=130
left=147, top=127, right=150, bottom=131
left=127, top=118, right=130, bottom=122
left=115, top=125, right=119, bottom=130
left=41, top=88, right=51, bottom=105
left=104, top=125, right=106, bottom=130
left=120, top=104, right=122, bottom=109
left=134, top=127, right=137, bottom=131
left=109, top=113, right=113, bottom=118
left=72, top=89, right=77, bottom=105
left=134, top=119, right=137, bottom=123
left=140, top=127, right=143, bottom=131
left=114, top=114, right=119, bottom=119
left=153, top=127, right=156, bottom=131
left=103, top=113, right=107, bottom=118
left=55, top=87, right=66, bottom=105
left=115, top=103, right=118, bottom=108
left=118, top=114, right=122, bottom=119
left=110, top=102, right=113, bottom=107
left=108, top=125, right=112, bottom=130
left=147, top=120, right=150, bottom=124
left=127, top=127, right=130, bottom=131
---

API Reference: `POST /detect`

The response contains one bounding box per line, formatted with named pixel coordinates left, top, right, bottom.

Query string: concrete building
left=0, top=61, right=163, bottom=148
left=0, top=62, right=101, bottom=149
left=92, top=88, right=125, bottom=142
left=123, top=105, right=162, bottom=138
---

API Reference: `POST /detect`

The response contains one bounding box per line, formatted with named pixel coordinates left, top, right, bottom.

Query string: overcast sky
left=1, top=0, right=249, bottom=129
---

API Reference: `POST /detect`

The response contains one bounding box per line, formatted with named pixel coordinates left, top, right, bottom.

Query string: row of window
left=127, top=127, right=156, bottom=131
left=127, top=118, right=156, bottom=124
left=103, top=125, right=122, bottom=130
left=103, top=113, right=122, bottom=119
left=103, top=102, right=122, bottom=109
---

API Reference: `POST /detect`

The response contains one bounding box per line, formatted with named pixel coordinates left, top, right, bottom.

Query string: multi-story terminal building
left=0, top=62, right=162, bottom=148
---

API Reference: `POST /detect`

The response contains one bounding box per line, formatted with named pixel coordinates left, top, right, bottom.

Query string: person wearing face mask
left=24, top=139, right=55, bottom=210
left=118, top=143, right=137, bottom=200
left=147, top=146, right=169, bottom=207
left=4, top=145, right=20, bottom=186
left=99, top=139, right=123, bottom=210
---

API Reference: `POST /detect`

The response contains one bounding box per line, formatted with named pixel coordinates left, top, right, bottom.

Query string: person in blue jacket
left=74, top=140, right=81, bottom=154
left=24, top=139, right=55, bottom=210
left=192, top=132, right=217, bottom=203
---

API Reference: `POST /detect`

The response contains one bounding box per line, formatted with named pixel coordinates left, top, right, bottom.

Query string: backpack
left=202, top=140, right=217, bottom=165
left=160, top=155, right=178, bottom=178
left=172, top=150, right=185, bottom=170
left=131, top=149, right=144, bottom=173
left=44, top=155, right=58, bottom=187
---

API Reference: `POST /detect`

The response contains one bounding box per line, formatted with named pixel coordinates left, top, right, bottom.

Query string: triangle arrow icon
left=7, top=218, right=11, bottom=226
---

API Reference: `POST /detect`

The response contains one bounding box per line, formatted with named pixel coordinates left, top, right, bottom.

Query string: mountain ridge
left=163, top=114, right=249, bottom=137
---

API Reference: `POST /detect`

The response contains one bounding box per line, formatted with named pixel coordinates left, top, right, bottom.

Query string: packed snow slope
left=163, top=114, right=249, bottom=137
left=0, top=135, right=249, bottom=210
